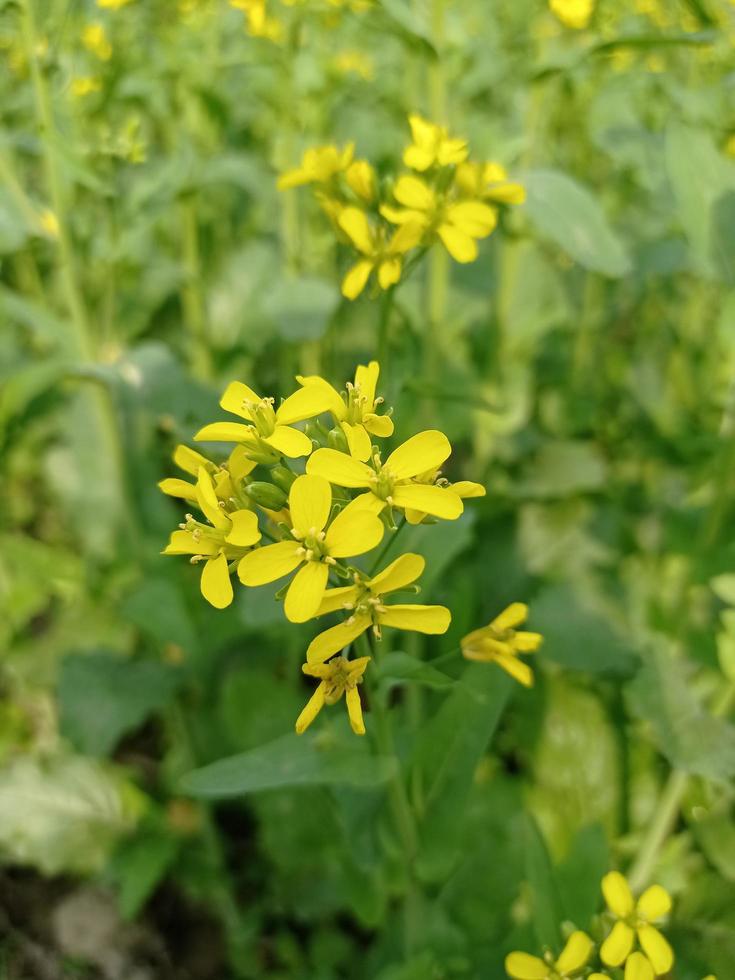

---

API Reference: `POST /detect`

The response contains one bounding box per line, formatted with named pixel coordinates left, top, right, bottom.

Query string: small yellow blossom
left=307, top=553, right=451, bottom=663
left=455, top=161, right=526, bottom=206
left=307, top=430, right=463, bottom=521
left=97, top=0, right=133, bottom=8
left=278, top=143, right=355, bottom=190
left=621, top=952, right=654, bottom=980
left=505, top=930, right=594, bottom=978
left=345, top=160, right=376, bottom=202
left=600, top=872, right=674, bottom=976
left=333, top=50, right=374, bottom=80
left=549, top=0, right=594, bottom=29
left=296, top=360, right=394, bottom=461
left=461, top=603, right=542, bottom=687
left=71, top=76, right=101, bottom=98
left=403, top=113, right=468, bottom=171
left=158, top=444, right=256, bottom=502
left=724, top=134, right=735, bottom=159
left=163, top=469, right=261, bottom=609
left=337, top=206, right=422, bottom=299
left=38, top=209, right=59, bottom=239
left=296, top=656, right=370, bottom=735
left=238, top=475, right=384, bottom=623
left=82, top=23, right=112, bottom=60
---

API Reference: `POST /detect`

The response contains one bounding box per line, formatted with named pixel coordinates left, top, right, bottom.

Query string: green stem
left=370, top=516, right=408, bottom=575
left=180, top=194, right=211, bottom=381
left=377, top=286, right=396, bottom=368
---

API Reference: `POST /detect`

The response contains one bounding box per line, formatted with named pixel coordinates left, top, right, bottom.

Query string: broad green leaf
left=108, top=826, right=180, bottom=919
left=375, top=651, right=455, bottom=692
left=523, top=814, right=562, bottom=951
left=518, top=440, right=608, bottom=499
left=557, top=824, right=609, bottom=926
left=122, top=577, right=198, bottom=653
left=523, top=169, right=631, bottom=277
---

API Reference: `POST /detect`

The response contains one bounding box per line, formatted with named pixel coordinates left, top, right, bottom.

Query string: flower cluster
left=278, top=114, right=525, bottom=299
left=549, top=0, right=595, bottom=30
left=229, top=0, right=371, bottom=42
left=461, top=602, right=542, bottom=688
left=506, top=872, right=715, bottom=980
left=160, top=362, right=485, bottom=734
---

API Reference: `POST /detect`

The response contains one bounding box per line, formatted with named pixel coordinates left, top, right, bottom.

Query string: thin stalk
left=370, top=516, right=408, bottom=575
left=180, top=194, right=212, bottom=381
left=377, top=286, right=396, bottom=368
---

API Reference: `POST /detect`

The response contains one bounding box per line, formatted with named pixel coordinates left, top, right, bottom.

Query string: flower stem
left=180, top=193, right=212, bottom=382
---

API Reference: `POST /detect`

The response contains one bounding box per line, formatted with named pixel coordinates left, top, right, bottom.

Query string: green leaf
left=180, top=727, right=398, bottom=798
left=58, top=652, right=180, bottom=757
left=122, top=577, right=198, bottom=653
left=375, top=651, right=455, bottom=692
left=523, top=814, right=563, bottom=951
left=518, top=440, right=608, bottom=498
left=108, top=826, right=180, bottom=919
left=264, top=276, right=338, bottom=342
left=627, top=647, right=735, bottom=782
left=556, top=824, right=609, bottom=926
left=523, top=169, right=631, bottom=277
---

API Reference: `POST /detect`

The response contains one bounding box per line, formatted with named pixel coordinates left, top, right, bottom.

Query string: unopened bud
left=245, top=481, right=288, bottom=509
left=270, top=464, right=297, bottom=492
left=327, top=426, right=349, bottom=453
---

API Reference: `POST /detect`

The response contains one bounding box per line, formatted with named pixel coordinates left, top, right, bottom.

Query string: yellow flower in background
left=345, top=160, right=376, bottom=202
left=278, top=143, right=355, bottom=189
left=307, top=429, right=463, bottom=521
left=455, top=161, right=526, bottom=206
left=403, top=113, right=468, bottom=171
left=238, top=474, right=384, bottom=623
left=333, top=50, right=374, bottom=80
left=382, top=175, right=497, bottom=263
left=195, top=380, right=329, bottom=460
left=97, top=0, right=133, bottom=8
left=296, top=656, right=370, bottom=735
left=82, top=23, right=112, bottom=60
left=725, top=134, right=735, bottom=159
left=296, top=360, right=394, bottom=461
left=461, top=603, right=542, bottom=687
left=337, top=206, right=422, bottom=300
left=38, top=209, right=59, bottom=239
left=549, top=0, right=594, bottom=29
left=71, top=76, right=101, bottom=97
left=306, top=553, right=451, bottom=663
left=600, top=872, right=674, bottom=975
left=163, top=469, right=261, bottom=609
left=505, top=930, right=594, bottom=979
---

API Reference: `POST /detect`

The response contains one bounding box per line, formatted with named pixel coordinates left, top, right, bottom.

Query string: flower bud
left=270, top=464, right=297, bottom=492
left=328, top=426, right=349, bottom=453
left=245, top=481, right=288, bottom=510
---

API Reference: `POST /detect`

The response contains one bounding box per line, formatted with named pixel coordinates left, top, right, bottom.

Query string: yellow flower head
left=163, top=468, right=261, bottom=609
left=71, top=76, right=101, bottom=98
left=338, top=206, right=422, bottom=299
left=307, top=430, right=464, bottom=522
left=158, top=444, right=256, bottom=503
left=461, top=603, right=542, bottom=688
left=505, top=930, right=594, bottom=979
left=307, top=553, right=451, bottom=663
left=600, top=872, right=674, bottom=976
left=38, top=208, right=60, bottom=239
left=345, top=160, right=376, bottom=202
left=296, top=360, right=394, bottom=460
left=96, top=0, right=133, bottom=8
left=82, top=23, right=112, bottom=60
left=278, top=143, right=355, bottom=190
left=403, top=113, right=468, bottom=172
left=549, top=0, right=595, bottom=29
left=381, top=175, right=497, bottom=263
left=296, top=655, right=370, bottom=735
left=238, top=475, right=384, bottom=623
left=455, top=161, right=526, bottom=206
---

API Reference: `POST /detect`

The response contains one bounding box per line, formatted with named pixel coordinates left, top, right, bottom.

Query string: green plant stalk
left=377, top=285, right=396, bottom=368
left=180, top=194, right=212, bottom=381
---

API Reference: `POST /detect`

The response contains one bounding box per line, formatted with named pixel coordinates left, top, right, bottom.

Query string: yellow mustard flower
left=38, top=209, right=60, bottom=239
left=278, top=143, right=355, bottom=190
left=382, top=175, right=497, bottom=263
left=82, top=23, right=112, bottom=60
left=600, top=872, right=674, bottom=975
left=461, top=603, right=542, bottom=687
left=71, top=76, right=101, bottom=97
left=306, top=553, right=451, bottom=663
left=549, top=0, right=594, bottom=29
left=403, top=113, right=468, bottom=171
left=158, top=444, right=256, bottom=503
left=505, top=930, right=594, bottom=979
left=306, top=430, right=463, bottom=521
left=97, top=0, right=133, bottom=8
left=455, top=161, right=526, bottom=206
left=338, top=206, right=422, bottom=299
left=345, top=160, right=376, bottom=202
left=195, top=380, right=328, bottom=461
left=238, top=474, right=384, bottom=623
left=296, top=655, right=370, bottom=735
left=296, top=360, right=394, bottom=460
left=163, top=468, right=261, bottom=609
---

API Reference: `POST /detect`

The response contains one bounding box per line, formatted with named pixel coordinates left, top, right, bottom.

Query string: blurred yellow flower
left=70, top=76, right=101, bottom=97
left=82, top=23, right=112, bottom=60
left=549, top=0, right=594, bottom=29
left=333, top=50, right=374, bottom=80
left=278, top=143, right=354, bottom=189
left=455, top=161, right=525, bottom=205
left=38, top=208, right=59, bottom=239
left=505, top=930, right=593, bottom=978
left=345, top=160, right=376, bottom=202
left=238, top=475, right=384, bottom=623
left=461, top=602, right=542, bottom=687
left=621, top=952, right=654, bottom=980
left=403, top=113, right=468, bottom=171
left=600, top=872, right=674, bottom=975
left=306, top=553, right=451, bottom=663
left=97, top=0, right=133, bottom=8
left=337, top=206, right=422, bottom=299
left=296, top=655, right=370, bottom=735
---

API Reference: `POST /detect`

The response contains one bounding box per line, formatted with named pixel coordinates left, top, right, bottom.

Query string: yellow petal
left=345, top=686, right=366, bottom=735
left=451, top=480, right=486, bottom=498
left=637, top=925, right=674, bottom=975
left=264, top=425, right=313, bottom=458
left=284, top=561, right=330, bottom=623
left=296, top=376, right=345, bottom=419
left=555, top=931, right=593, bottom=973
left=600, top=920, right=635, bottom=967
left=164, top=529, right=219, bottom=556
left=391, top=483, right=463, bottom=520
left=437, top=223, right=477, bottom=263
left=158, top=478, right=197, bottom=500
left=174, top=444, right=213, bottom=476
left=504, top=952, right=549, bottom=980
left=378, top=604, right=451, bottom=634
left=394, top=175, right=435, bottom=211
left=624, top=952, right=654, bottom=980
left=493, top=652, right=534, bottom=687
left=368, top=553, right=425, bottom=594
left=491, top=602, right=529, bottom=632
left=316, top=585, right=361, bottom=616
left=277, top=384, right=337, bottom=425
left=341, top=422, right=373, bottom=462
left=589, top=975, right=612, bottom=980
left=487, top=181, right=526, bottom=204
left=289, top=474, right=332, bottom=536
left=307, top=448, right=373, bottom=488
left=407, top=113, right=436, bottom=150
left=602, top=871, right=636, bottom=919
left=195, top=421, right=255, bottom=443
left=196, top=468, right=230, bottom=529
left=295, top=682, right=326, bottom=733
left=403, top=144, right=435, bottom=171
left=306, top=615, right=372, bottom=664
left=363, top=413, right=394, bottom=437
left=338, top=206, right=374, bottom=254
left=325, top=509, right=384, bottom=558
left=378, top=257, right=401, bottom=289
left=637, top=884, right=672, bottom=921
left=201, top=553, right=233, bottom=609
left=445, top=201, right=497, bottom=237
left=219, top=380, right=260, bottom=418
left=354, top=361, right=379, bottom=407
left=389, top=220, right=424, bottom=253
left=342, top=260, right=374, bottom=300
left=228, top=445, right=258, bottom=482
left=436, top=136, right=468, bottom=166
left=386, top=429, right=452, bottom=480
left=514, top=631, right=543, bottom=652
left=225, top=509, right=261, bottom=547
left=238, top=540, right=302, bottom=586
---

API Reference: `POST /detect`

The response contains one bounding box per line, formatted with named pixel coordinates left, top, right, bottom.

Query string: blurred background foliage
left=2, top=0, right=735, bottom=976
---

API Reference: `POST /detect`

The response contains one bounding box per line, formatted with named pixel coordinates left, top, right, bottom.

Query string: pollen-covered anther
left=325, top=556, right=337, bottom=565
left=192, top=529, right=202, bottom=542
left=342, top=602, right=355, bottom=610
left=178, top=522, right=188, bottom=530
left=190, top=555, right=205, bottom=564
left=386, top=495, right=394, bottom=505
left=372, top=624, right=382, bottom=639
left=375, top=603, right=388, bottom=614
left=317, top=530, right=326, bottom=542
left=346, top=615, right=356, bottom=625
left=296, top=546, right=306, bottom=556
left=305, top=549, right=314, bottom=561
